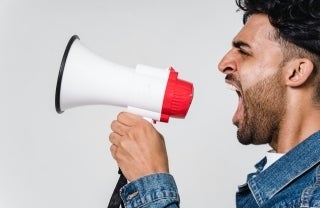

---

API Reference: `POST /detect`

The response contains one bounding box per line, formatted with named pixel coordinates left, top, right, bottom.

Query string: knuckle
left=110, top=120, right=117, bottom=130
left=109, top=132, right=114, bottom=142
left=110, top=145, right=117, bottom=158
left=117, top=112, right=125, bottom=121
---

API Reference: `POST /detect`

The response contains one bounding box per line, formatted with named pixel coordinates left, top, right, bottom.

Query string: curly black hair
left=235, top=0, right=320, bottom=56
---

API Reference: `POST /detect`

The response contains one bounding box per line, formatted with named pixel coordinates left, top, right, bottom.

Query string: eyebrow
left=232, top=40, right=251, bottom=49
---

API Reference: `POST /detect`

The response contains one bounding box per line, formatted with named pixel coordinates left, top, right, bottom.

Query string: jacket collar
left=247, top=131, right=320, bottom=206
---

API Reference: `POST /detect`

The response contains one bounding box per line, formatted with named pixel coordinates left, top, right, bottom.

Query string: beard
left=237, top=70, right=286, bottom=145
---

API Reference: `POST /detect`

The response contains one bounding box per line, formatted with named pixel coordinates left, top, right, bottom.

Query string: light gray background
left=1, top=0, right=269, bottom=207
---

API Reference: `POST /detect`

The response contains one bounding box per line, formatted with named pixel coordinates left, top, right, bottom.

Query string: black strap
left=108, top=168, right=127, bottom=208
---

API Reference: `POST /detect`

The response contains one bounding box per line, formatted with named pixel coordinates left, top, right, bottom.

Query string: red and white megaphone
left=55, top=35, right=193, bottom=122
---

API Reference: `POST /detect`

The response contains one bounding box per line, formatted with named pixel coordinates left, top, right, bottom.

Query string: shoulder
left=268, top=163, right=320, bottom=208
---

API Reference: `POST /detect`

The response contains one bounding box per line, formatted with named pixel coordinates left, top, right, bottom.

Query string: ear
left=285, top=58, right=314, bottom=87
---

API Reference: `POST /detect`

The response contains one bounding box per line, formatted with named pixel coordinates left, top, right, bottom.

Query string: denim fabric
left=237, top=131, right=320, bottom=208
left=120, top=131, right=320, bottom=207
left=120, top=173, right=179, bottom=208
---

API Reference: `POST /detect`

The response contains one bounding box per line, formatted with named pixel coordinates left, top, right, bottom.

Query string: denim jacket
left=237, top=131, right=320, bottom=208
left=120, top=131, right=320, bottom=208
left=120, top=173, right=179, bottom=208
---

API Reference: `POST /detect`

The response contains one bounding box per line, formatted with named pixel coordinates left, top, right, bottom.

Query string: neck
left=270, top=91, right=320, bottom=153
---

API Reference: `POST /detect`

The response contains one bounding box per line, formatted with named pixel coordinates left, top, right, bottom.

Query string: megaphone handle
left=107, top=168, right=127, bottom=208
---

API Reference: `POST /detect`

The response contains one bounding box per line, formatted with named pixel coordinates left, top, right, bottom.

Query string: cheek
left=240, top=66, right=279, bottom=91
left=244, top=71, right=285, bottom=111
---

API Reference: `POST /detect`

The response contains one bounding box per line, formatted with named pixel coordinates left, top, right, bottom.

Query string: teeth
left=227, top=84, right=237, bottom=91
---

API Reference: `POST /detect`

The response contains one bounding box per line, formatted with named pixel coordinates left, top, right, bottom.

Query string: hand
left=109, top=112, right=169, bottom=181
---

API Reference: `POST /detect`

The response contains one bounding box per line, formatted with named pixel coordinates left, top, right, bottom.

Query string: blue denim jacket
left=120, top=131, right=320, bottom=207
left=237, top=131, right=320, bottom=208
left=120, top=173, right=179, bottom=208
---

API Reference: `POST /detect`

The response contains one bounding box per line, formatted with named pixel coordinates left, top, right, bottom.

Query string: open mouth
left=227, top=83, right=240, bottom=94
left=227, top=83, right=242, bottom=98
left=226, top=82, right=243, bottom=126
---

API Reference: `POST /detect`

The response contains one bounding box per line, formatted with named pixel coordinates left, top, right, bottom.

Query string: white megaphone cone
left=55, top=35, right=193, bottom=122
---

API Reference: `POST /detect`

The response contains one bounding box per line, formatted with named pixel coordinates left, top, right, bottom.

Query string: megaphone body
left=55, top=35, right=193, bottom=122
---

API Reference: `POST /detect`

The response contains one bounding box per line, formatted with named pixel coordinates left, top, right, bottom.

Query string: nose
left=218, top=50, right=237, bottom=75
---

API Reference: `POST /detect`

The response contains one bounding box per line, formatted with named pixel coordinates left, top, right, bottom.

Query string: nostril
left=222, top=66, right=236, bottom=74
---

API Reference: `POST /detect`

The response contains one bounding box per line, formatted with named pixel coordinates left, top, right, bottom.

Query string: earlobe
left=286, top=59, right=314, bottom=87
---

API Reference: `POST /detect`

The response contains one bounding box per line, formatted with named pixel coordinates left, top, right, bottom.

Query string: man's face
left=218, top=14, right=286, bottom=145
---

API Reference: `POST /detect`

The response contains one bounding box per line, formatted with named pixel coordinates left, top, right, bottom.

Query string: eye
left=238, top=49, right=250, bottom=56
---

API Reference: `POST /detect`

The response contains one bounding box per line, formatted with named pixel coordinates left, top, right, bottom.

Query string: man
left=109, top=0, right=320, bottom=207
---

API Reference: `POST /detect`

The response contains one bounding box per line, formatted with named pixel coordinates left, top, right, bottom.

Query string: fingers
left=109, top=142, right=118, bottom=159
left=109, top=131, right=120, bottom=146
left=108, top=112, right=169, bottom=181
left=117, top=112, right=143, bottom=126
left=110, top=113, right=132, bottom=135
left=110, top=120, right=126, bottom=136
left=108, top=112, right=146, bottom=164
left=109, top=112, right=139, bottom=159
left=110, top=112, right=145, bottom=136
left=109, top=130, right=128, bottom=162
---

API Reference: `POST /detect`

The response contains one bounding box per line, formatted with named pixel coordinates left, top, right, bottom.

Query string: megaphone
left=55, top=35, right=193, bottom=122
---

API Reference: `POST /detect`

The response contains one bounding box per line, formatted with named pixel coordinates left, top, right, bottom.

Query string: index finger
left=117, top=112, right=143, bottom=126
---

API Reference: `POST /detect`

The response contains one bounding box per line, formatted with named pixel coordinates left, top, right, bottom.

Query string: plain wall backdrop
left=0, top=0, right=269, bottom=207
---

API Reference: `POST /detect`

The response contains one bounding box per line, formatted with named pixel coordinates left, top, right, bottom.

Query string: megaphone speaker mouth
left=54, top=35, right=194, bottom=122
left=55, top=35, right=80, bottom=114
